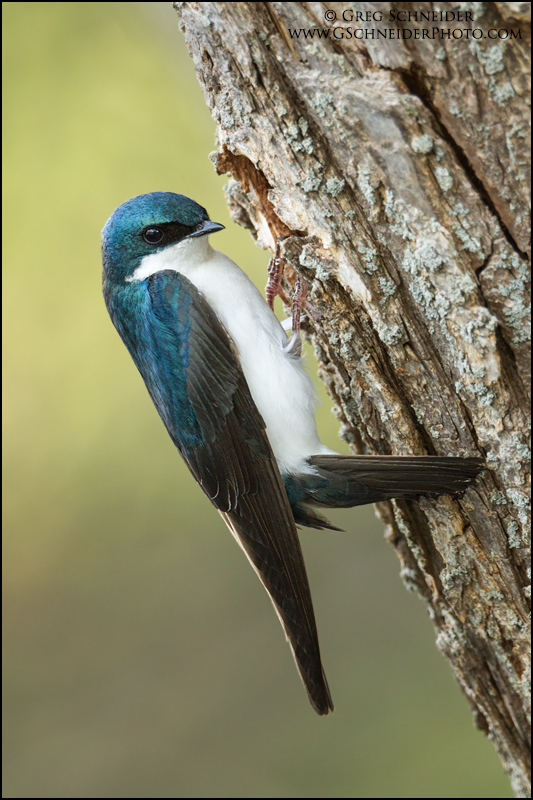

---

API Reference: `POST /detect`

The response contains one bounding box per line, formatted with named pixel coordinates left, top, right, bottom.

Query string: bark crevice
left=399, top=64, right=528, bottom=259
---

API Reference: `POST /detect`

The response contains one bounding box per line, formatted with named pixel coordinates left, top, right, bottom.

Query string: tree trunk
left=175, top=2, right=530, bottom=794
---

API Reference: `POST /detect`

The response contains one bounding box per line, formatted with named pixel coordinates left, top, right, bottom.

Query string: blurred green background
left=3, top=3, right=511, bottom=797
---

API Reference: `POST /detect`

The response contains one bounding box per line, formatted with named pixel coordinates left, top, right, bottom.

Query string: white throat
left=126, top=236, right=212, bottom=282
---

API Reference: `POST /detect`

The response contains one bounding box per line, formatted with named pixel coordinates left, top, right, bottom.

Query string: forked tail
left=284, top=455, right=484, bottom=530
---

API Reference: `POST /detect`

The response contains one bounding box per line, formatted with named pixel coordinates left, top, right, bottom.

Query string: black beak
left=187, top=220, right=225, bottom=239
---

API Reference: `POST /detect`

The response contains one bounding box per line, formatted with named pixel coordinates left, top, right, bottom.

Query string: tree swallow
left=102, top=192, right=483, bottom=715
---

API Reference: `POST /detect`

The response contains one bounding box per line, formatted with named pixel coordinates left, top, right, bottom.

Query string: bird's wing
left=146, top=270, right=333, bottom=715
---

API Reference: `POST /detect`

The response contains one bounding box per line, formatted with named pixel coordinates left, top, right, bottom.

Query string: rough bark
left=175, top=2, right=531, bottom=794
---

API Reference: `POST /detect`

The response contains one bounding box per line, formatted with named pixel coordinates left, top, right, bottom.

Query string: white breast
left=130, top=236, right=336, bottom=474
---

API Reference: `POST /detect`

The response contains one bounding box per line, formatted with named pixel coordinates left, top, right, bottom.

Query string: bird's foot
left=267, top=242, right=322, bottom=355
left=291, top=275, right=322, bottom=334
left=266, top=242, right=290, bottom=310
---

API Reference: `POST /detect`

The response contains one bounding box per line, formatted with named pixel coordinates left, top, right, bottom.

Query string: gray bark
left=175, top=2, right=531, bottom=795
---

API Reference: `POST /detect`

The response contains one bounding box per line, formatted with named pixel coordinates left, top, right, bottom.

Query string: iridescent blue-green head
left=102, top=192, right=224, bottom=284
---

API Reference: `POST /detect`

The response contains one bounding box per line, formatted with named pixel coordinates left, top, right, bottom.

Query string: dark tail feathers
left=285, top=455, right=484, bottom=530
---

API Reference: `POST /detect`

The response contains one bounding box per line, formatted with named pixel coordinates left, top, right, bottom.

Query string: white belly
left=132, top=236, right=335, bottom=474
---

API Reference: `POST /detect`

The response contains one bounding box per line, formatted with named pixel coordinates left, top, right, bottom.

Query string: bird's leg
left=291, top=275, right=305, bottom=337
left=291, top=275, right=323, bottom=333
left=267, top=241, right=322, bottom=356
left=284, top=277, right=323, bottom=357
left=266, top=242, right=291, bottom=310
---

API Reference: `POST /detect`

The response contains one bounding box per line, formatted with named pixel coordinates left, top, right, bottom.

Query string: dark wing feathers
left=148, top=271, right=333, bottom=715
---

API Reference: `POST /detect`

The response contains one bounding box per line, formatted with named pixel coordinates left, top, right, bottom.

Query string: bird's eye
left=143, top=227, right=164, bottom=244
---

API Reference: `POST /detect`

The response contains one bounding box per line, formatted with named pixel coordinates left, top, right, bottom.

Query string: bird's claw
left=266, top=242, right=322, bottom=342
left=266, top=242, right=290, bottom=310
left=291, top=275, right=323, bottom=334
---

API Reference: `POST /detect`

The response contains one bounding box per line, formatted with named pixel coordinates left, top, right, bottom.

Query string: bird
left=102, top=191, right=484, bottom=715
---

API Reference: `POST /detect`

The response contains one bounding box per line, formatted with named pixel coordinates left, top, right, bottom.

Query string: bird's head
left=102, top=192, right=224, bottom=284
